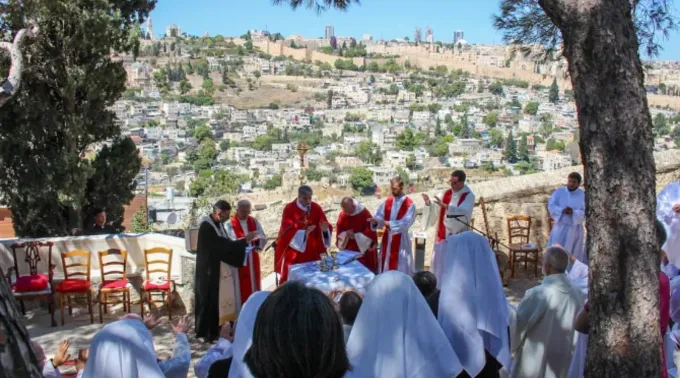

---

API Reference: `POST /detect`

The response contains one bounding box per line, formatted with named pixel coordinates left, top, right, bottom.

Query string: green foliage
left=334, top=58, right=360, bottom=71
left=193, top=124, right=213, bottom=143
left=488, top=128, right=505, bottom=147
left=539, top=115, right=554, bottom=138
left=396, top=167, right=411, bottom=185
left=131, top=206, right=154, bottom=233
left=654, top=113, right=671, bottom=136
left=396, top=129, right=418, bottom=151
left=549, top=78, right=560, bottom=103
left=518, top=134, right=530, bottom=161
left=354, top=141, right=383, bottom=164
left=219, top=140, right=230, bottom=151
left=546, top=138, right=566, bottom=151
left=269, top=102, right=280, bottom=109
left=0, top=0, right=152, bottom=237
left=179, top=79, right=192, bottom=94
left=286, top=83, right=299, bottom=92
left=349, top=167, right=374, bottom=194
left=189, top=169, right=244, bottom=197
left=515, top=160, right=539, bottom=175
left=251, top=135, right=273, bottom=151
left=504, top=131, right=518, bottom=163
left=524, top=101, right=539, bottom=115
left=489, top=82, right=504, bottom=96
left=305, top=167, right=325, bottom=182
left=263, top=174, right=283, bottom=190
left=483, top=112, right=499, bottom=127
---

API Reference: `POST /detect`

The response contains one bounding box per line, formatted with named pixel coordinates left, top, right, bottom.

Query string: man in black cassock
left=195, top=200, right=258, bottom=342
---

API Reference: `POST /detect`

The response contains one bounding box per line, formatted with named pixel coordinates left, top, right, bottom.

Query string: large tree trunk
left=539, top=0, right=660, bottom=377
left=0, top=268, right=42, bottom=377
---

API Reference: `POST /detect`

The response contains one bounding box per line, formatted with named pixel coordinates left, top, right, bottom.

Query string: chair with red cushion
left=97, top=249, right=131, bottom=323
left=140, top=247, right=176, bottom=320
left=8, top=241, right=57, bottom=326
left=56, top=250, right=93, bottom=325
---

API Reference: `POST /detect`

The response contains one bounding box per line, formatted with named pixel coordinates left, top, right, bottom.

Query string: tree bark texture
left=0, top=268, right=42, bottom=377
left=538, top=0, right=660, bottom=377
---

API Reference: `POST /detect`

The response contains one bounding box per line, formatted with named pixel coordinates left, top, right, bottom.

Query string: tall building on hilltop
left=325, top=25, right=335, bottom=40
left=426, top=27, right=434, bottom=44
left=166, top=24, right=181, bottom=38
left=146, top=18, right=153, bottom=40
left=414, top=27, right=422, bottom=43
left=454, top=30, right=464, bottom=44
left=363, top=34, right=373, bottom=41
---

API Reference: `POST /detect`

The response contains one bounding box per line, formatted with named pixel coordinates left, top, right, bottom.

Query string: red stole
left=336, top=208, right=378, bottom=273
left=436, top=189, right=470, bottom=242
left=381, top=196, right=413, bottom=272
left=275, top=201, right=331, bottom=283
left=230, top=216, right=261, bottom=304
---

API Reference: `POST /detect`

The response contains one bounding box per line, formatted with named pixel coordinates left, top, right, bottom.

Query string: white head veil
left=346, top=271, right=463, bottom=378
left=437, top=231, right=511, bottom=376
left=81, top=319, right=164, bottom=378
left=228, top=291, right=270, bottom=378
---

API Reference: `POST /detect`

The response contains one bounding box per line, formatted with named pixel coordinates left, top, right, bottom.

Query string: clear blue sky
left=149, top=0, right=680, bottom=61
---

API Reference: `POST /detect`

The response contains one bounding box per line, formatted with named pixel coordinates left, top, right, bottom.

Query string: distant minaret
left=146, top=17, right=153, bottom=40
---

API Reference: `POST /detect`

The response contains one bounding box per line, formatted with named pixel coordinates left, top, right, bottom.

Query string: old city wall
left=250, top=150, right=680, bottom=278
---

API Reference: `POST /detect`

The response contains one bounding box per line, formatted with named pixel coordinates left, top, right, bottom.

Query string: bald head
left=237, top=199, right=252, bottom=220
left=543, top=246, right=569, bottom=274
left=340, top=197, right=356, bottom=214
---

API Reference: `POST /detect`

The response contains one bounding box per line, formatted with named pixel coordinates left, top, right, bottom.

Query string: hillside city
left=114, top=22, right=680, bottom=229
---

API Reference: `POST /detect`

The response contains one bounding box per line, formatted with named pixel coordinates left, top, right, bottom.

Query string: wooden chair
left=507, top=215, right=540, bottom=278
left=140, top=247, right=176, bottom=320
left=97, top=249, right=131, bottom=323
left=8, top=241, right=56, bottom=326
left=55, top=250, right=94, bottom=325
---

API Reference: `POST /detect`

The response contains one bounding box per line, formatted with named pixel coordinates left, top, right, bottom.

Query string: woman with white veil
left=437, top=231, right=511, bottom=378
left=229, top=291, right=270, bottom=378
left=346, top=271, right=464, bottom=378
left=81, top=319, right=165, bottom=378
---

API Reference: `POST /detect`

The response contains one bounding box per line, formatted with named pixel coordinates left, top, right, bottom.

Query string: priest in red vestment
left=225, top=199, right=266, bottom=307
left=275, top=185, right=332, bottom=283
left=336, top=197, right=378, bottom=272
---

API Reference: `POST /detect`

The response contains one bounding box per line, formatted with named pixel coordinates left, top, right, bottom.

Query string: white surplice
left=548, top=186, right=587, bottom=264
left=346, top=271, right=464, bottom=378
left=228, top=291, right=270, bottom=378
left=422, top=185, right=476, bottom=237
left=658, top=182, right=680, bottom=267
left=225, top=216, right=267, bottom=300
left=288, top=199, right=332, bottom=253
left=373, top=195, right=416, bottom=274
left=512, top=274, right=585, bottom=378
left=566, top=262, right=589, bottom=378
left=437, top=232, right=511, bottom=376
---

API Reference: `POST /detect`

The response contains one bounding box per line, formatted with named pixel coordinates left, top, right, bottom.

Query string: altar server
left=548, top=172, right=587, bottom=264
left=422, top=170, right=476, bottom=242
left=658, top=181, right=680, bottom=267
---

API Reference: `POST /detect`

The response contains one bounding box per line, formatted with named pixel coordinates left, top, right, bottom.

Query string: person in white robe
left=82, top=319, right=167, bottom=378
left=437, top=231, right=511, bottom=377
left=548, top=172, right=587, bottom=265
left=658, top=181, right=680, bottom=267
left=512, top=246, right=586, bottom=378
left=369, top=177, right=417, bottom=274
left=422, top=170, right=476, bottom=281
left=565, top=252, right=589, bottom=378
left=346, top=271, right=464, bottom=378
left=228, top=291, right=270, bottom=378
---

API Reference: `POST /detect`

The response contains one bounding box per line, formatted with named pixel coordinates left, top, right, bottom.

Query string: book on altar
left=336, top=250, right=361, bottom=265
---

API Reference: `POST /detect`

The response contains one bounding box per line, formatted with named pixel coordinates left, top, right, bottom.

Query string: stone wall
left=251, top=150, right=680, bottom=278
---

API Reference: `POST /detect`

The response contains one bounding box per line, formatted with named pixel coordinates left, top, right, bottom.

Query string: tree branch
left=0, top=24, right=39, bottom=108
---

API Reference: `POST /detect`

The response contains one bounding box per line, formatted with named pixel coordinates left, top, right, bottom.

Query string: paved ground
left=24, top=269, right=541, bottom=378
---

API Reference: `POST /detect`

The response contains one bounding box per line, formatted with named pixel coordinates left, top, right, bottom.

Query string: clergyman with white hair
left=336, top=196, right=378, bottom=273
left=225, top=199, right=267, bottom=307
left=512, top=246, right=585, bottom=378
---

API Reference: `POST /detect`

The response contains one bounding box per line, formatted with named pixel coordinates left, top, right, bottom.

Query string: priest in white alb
left=225, top=199, right=266, bottom=308
left=548, top=172, right=587, bottom=265
left=421, top=170, right=476, bottom=285
left=657, top=181, right=680, bottom=268
left=512, top=246, right=585, bottom=378
left=368, top=176, right=416, bottom=274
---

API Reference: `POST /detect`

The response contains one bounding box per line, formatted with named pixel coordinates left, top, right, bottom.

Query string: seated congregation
left=32, top=222, right=678, bottom=378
